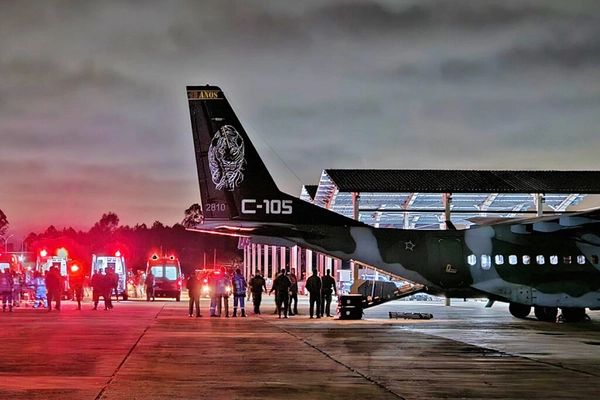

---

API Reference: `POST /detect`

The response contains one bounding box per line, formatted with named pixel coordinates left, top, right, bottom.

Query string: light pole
left=0, top=234, right=14, bottom=252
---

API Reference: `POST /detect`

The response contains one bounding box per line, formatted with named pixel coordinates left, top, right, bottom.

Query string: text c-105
left=241, top=199, right=293, bottom=215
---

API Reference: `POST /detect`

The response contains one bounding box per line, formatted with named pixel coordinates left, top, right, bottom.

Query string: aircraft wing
left=186, top=220, right=332, bottom=242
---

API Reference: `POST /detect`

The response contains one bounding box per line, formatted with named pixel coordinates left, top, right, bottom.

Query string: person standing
left=12, top=272, right=22, bottom=308
left=32, top=271, right=47, bottom=309
left=106, top=268, right=118, bottom=309
left=135, top=271, right=145, bottom=298
left=0, top=268, right=14, bottom=312
left=91, top=270, right=109, bottom=310
left=287, top=268, right=299, bottom=316
left=208, top=270, right=219, bottom=316
left=231, top=268, right=248, bottom=317
left=305, top=268, right=322, bottom=319
left=249, top=271, right=267, bottom=314
left=145, top=270, right=156, bottom=302
left=215, top=266, right=230, bottom=317
left=70, top=268, right=84, bottom=310
left=269, top=268, right=291, bottom=319
left=45, top=267, right=62, bottom=312
left=320, top=269, right=337, bottom=317
left=186, top=270, right=202, bottom=317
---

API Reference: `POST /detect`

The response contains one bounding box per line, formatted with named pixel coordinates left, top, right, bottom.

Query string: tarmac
left=1, top=295, right=599, bottom=400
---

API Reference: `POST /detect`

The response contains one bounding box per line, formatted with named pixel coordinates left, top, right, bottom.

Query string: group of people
left=260, top=267, right=338, bottom=319
left=186, top=266, right=248, bottom=318
left=0, top=269, right=27, bottom=311
left=1, top=266, right=75, bottom=312
left=305, top=268, right=337, bottom=319
left=90, top=268, right=120, bottom=310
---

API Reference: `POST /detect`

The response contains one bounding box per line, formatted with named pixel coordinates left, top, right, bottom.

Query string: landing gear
left=561, top=307, right=587, bottom=323
left=534, top=306, right=558, bottom=322
left=509, top=303, right=531, bottom=319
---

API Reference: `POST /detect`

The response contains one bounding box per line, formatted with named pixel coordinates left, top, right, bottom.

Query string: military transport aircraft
left=186, top=85, right=600, bottom=323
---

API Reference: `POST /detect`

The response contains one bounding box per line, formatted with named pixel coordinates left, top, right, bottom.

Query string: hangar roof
left=300, top=170, right=600, bottom=229
left=323, top=170, right=600, bottom=194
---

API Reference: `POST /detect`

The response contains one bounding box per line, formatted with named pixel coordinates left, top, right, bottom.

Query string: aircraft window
left=536, top=255, right=545, bottom=265
left=563, top=256, right=572, bottom=265
left=494, top=255, right=504, bottom=265
left=509, top=255, right=517, bottom=265
left=481, top=255, right=491, bottom=270
left=467, top=254, right=477, bottom=266
left=523, top=255, right=531, bottom=265
left=593, top=255, right=599, bottom=264
left=577, top=255, right=586, bottom=265
left=550, top=255, right=558, bottom=265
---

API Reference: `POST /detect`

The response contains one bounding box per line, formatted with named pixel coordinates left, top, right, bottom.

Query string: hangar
left=243, top=170, right=600, bottom=286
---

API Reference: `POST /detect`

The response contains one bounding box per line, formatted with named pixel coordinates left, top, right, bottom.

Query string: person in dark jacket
left=91, top=271, right=109, bottom=310
left=269, top=268, right=291, bottom=319
left=0, top=268, right=14, bottom=313
left=305, top=268, right=322, bottom=319
left=186, top=271, right=202, bottom=317
left=106, top=268, right=119, bottom=308
left=320, top=269, right=337, bottom=317
left=70, top=267, right=85, bottom=310
left=231, top=268, right=247, bottom=317
left=287, top=268, right=299, bottom=316
left=249, top=271, right=267, bottom=314
left=145, top=271, right=156, bottom=302
left=45, top=267, right=62, bottom=312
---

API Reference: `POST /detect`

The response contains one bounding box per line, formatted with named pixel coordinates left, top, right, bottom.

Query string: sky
left=1, top=0, right=600, bottom=242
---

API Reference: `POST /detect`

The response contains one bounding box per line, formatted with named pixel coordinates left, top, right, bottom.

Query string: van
left=146, top=255, right=182, bottom=301
left=92, top=254, right=129, bottom=301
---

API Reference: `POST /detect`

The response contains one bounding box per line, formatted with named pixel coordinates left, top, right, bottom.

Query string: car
left=409, top=293, right=430, bottom=301
left=196, top=269, right=232, bottom=298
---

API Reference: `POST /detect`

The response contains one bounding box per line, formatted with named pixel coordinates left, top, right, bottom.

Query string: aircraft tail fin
left=187, top=85, right=360, bottom=226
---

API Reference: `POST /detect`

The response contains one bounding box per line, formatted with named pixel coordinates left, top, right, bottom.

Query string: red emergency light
left=115, top=250, right=121, bottom=257
left=40, top=249, right=48, bottom=257
left=71, top=265, right=80, bottom=273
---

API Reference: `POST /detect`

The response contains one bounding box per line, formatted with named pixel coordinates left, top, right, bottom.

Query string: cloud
left=1, top=0, right=600, bottom=234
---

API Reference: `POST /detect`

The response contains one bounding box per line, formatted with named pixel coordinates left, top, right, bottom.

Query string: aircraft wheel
left=509, top=303, right=531, bottom=319
left=534, top=306, right=558, bottom=322
left=561, top=307, right=586, bottom=322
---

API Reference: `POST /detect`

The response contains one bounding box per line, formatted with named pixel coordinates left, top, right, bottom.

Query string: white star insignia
left=405, top=241, right=415, bottom=251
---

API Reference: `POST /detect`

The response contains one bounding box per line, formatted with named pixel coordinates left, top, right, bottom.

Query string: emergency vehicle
left=36, top=249, right=70, bottom=297
left=196, top=268, right=232, bottom=298
left=91, top=252, right=128, bottom=300
left=146, top=255, right=182, bottom=301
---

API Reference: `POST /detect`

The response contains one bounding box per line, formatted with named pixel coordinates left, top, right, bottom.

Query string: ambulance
left=91, top=252, right=129, bottom=301
left=146, top=255, right=182, bottom=301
